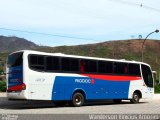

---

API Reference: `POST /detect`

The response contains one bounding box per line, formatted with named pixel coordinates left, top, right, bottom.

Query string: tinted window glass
left=142, top=65, right=153, bottom=88
left=29, top=55, right=45, bottom=71
left=38, top=56, right=44, bottom=65
left=113, top=62, right=128, bottom=74
left=70, top=59, right=79, bottom=71
left=61, top=58, right=79, bottom=72
left=61, top=58, right=70, bottom=71
left=128, top=64, right=140, bottom=76
left=46, top=57, right=60, bottom=71
left=83, top=60, right=97, bottom=73
left=98, top=61, right=113, bottom=74
left=30, top=56, right=37, bottom=65
left=80, top=60, right=85, bottom=73
left=7, top=52, right=23, bottom=67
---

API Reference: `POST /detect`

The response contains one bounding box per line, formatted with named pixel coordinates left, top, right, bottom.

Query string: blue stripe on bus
left=52, top=76, right=130, bottom=101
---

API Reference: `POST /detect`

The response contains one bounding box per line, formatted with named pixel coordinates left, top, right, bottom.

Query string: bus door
left=141, top=64, right=154, bottom=96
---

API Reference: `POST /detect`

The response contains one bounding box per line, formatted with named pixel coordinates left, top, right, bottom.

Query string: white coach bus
left=6, top=50, right=154, bottom=107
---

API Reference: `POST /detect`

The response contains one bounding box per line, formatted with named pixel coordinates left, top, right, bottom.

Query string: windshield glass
left=7, top=52, right=23, bottom=67
left=141, top=64, right=153, bottom=88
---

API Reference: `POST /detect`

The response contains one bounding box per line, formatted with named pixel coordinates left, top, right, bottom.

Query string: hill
left=0, top=36, right=160, bottom=75
left=0, top=35, right=38, bottom=52
left=0, top=35, right=39, bottom=74
left=37, top=39, right=160, bottom=72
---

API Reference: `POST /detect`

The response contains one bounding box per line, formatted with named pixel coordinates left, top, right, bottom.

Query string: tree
left=0, top=67, right=3, bottom=75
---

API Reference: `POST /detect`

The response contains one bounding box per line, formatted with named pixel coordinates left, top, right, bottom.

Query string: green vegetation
left=0, top=53, right=8, bottom=75
left=155, top=84, right=160, bottom=93
left=0, top=81, right=6, bottom=92
left=0, top=53, right=7, bottom=92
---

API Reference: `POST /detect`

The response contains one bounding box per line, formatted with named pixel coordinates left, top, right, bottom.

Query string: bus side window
left=124, top=65, right=128, bottom=74
left=29, top=55, right=45, bottom=71
left=128, top=64, right=140, bottom=76
left=61, top=57, right=79, bottom=72
left=61, top=58, right=70, bottom=71
left=83, top=60, right=97, bottom=73
left=113, top=62, right=128, bottom=75
left=69, top=58, right=79, bottom=72
left=46, top=57, right=60, bottom=71
left=98, top=61, right=113, bottom=74
left=80, top=60, right=85, bottom=73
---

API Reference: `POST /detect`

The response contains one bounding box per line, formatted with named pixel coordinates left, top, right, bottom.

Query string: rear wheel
left=71, top=92, right=84, bottom=107
left=113, top=99, right=122, bottom=104
left=130, top=92, right=140, bottom=104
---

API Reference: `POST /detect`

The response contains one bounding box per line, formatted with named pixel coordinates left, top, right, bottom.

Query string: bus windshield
left=7, top=52, right=23, bottom=67
left=141, top=64, right=153, bottom=88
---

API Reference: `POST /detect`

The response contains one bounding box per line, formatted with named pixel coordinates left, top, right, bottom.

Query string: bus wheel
left=113, top=99, right=122, bottom=104
left=72, top=92, right=84, bottom=107
left=130, top=92, right=140, bottom=104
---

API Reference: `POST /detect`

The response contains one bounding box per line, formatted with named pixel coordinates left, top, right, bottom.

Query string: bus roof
left=10, top=50, right=150, bottom=66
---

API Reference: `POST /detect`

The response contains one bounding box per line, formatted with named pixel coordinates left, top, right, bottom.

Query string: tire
left=113, top=99, right=122, bottom=104
left=71, top=92, right=84, bottom=107
left=130, top=92, right=140, bottom=104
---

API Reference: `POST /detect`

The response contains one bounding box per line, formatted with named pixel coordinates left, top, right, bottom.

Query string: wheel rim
left=134, top=94, right=139, bottom=102
left=75, top=95, right=82, bottom=105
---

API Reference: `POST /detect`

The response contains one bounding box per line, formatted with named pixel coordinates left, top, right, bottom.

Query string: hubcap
left=75, top=95, right=82, bottom=105
left=134, top=94, right=138, bottom=101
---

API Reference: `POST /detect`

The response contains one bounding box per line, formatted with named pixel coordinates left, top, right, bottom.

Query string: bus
left=6, top=50, right=154, bottom=107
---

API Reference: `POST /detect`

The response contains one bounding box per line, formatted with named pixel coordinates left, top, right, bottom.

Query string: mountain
left=0, top=35, right=38, bottom=52
left=0, top=35, right=160, bottom=74
left=37, top=39, right=160, bottom=72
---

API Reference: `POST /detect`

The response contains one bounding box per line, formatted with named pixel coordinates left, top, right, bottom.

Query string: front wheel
left=71, top=92, right=84, bottom=107
left=130, top=92, right=140, bottom=104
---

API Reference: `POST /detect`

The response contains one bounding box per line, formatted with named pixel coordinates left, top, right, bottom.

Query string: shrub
left=155, top=84, right=160, bottom=93
left=0, top=81, right=6, bottom=92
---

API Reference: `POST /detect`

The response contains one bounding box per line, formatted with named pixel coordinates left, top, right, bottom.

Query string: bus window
left=128, top=64, right=140, bottom=76
left=80, top=60, right=85, bottom=73
left=83, top=60, right=97, bottom=73
left=61, top=58, right=79, bottom=72
left=141, top=65, right=153, bottom=88
left=98, top=61, right=113, bottom=74
left=69, top=58, right=79, bottom=72
left=61, top=58, right=70, bottom=71
left=46, top=57, right=60, bottom=71
left=113, top=62, right=128, bottom=75
left=7, top=52, right=23, bottom=67
left=29, top=55, right=45, bottom=71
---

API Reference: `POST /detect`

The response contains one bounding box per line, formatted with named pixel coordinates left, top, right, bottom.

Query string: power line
left=0, top=27, right=98, bottom=41
left=109, top=0, right=160, bottom=13
left=143, top=5, right=160, bottom=12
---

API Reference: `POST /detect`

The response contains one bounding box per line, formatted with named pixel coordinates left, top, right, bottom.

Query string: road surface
left=0, top=93, right=160, bottom=114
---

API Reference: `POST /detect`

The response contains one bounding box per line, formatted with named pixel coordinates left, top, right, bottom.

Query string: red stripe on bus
left=8, top=83, right=26, bottom=91
left=80, top=74, right=141, bottom=81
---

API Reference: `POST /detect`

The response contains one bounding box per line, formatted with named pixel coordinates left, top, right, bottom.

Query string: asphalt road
left=0, top=93, right=160, bottom=115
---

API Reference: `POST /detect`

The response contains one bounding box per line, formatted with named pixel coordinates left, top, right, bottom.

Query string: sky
left=0, top=0, right=160, bottom=46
